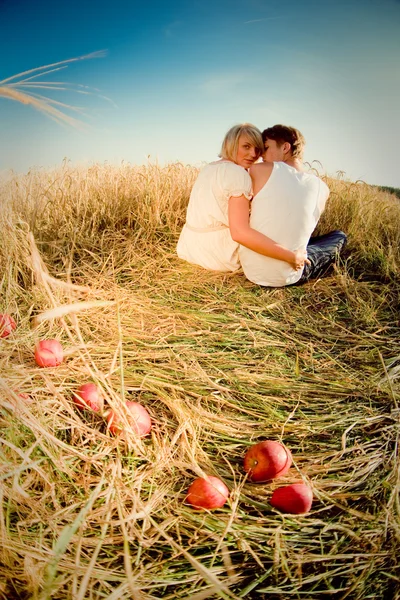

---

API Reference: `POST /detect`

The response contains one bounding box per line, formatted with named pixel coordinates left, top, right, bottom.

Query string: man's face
left=262, top=138, right=285, bottom=163
left=235, top=134, right=259, bottom=168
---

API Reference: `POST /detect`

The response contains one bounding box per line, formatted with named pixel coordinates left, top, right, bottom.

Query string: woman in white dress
left=176, top=123, right=307, bottom=273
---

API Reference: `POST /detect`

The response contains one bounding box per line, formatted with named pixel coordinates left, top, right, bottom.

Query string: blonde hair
left=219, top=123, right=264, bottom=162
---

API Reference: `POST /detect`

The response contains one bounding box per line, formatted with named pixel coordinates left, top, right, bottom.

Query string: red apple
left=244, top=440, right=292, bottom=482
left=107, top=400, right=152, bottom=437
left=186, top=476, right=229, bottom=510
left=11, top=391, right=32, bottom=405
left=34, top=339, right=64, bottom=367
left=73, top=383, right=101, bottom=412
left=0, top=314, right=16, bottom=338
left=270, top=482, right=313, bottom=514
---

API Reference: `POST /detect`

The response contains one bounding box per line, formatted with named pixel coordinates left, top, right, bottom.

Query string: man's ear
left=282, top=141, right=292, bottom=157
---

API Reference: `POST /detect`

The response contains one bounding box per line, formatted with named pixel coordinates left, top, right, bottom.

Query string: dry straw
left=0, top=51, right=111, bottom=129
left=0, top=156, right=400, bottom=599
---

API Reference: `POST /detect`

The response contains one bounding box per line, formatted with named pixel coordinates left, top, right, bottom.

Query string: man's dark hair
left=262, top=124, right=305, bottom=159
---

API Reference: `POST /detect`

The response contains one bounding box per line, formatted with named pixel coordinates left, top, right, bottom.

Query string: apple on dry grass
left=10, top=391, right=32, bottom=407
left=107, top=400, right=152, bottom=437
left=186, top=476, right=229, bottom=510
left=34, top=339, right=64, bottom=367
left=73, top=383, right=102, bottom=412
left=244, top=440, right=292, bottom=482
left=270, top=482, right=313, bottom=514
left=7, top=391, right=32, bottom=415
left=0, top=314, right=16, bottom=338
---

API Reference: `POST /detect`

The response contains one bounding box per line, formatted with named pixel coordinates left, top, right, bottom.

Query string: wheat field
left=1, top=162, right=399, bottom=599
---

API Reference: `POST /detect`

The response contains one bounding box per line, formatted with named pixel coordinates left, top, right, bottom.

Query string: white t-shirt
left=177, top=161, right=252, bottom=272
left=239, top=162, right=329, bottom=287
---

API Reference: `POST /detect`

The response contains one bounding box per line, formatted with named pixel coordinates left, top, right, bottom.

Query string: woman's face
left=235, top=135, right=259, bottom=168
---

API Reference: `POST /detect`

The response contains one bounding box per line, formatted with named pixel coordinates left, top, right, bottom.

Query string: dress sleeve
left=223, top=163, right=252, bottom=200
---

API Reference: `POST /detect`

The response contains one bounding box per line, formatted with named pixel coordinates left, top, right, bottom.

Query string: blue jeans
left=297, top=230, right=347, bottom=283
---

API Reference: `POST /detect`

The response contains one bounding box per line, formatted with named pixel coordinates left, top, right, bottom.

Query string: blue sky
left=1, top=0, right=399, bottom=187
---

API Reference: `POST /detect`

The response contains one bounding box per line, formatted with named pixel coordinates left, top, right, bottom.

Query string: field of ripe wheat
left=1, top=162, right=399, bottom=599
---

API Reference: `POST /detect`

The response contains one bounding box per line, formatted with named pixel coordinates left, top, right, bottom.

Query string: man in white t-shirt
left=239, top=124, right=347, bottom=287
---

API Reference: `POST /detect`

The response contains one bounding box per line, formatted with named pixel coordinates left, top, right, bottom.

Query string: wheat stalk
left=0, top=50, right=109, bottom=128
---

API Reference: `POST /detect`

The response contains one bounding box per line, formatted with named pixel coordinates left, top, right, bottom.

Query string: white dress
left=177, top=161, right=252, bottom=272
left=239, top=162, right=330, bottom=287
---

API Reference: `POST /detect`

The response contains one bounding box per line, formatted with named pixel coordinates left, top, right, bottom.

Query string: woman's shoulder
left=209, top=159, right=245, bottom=172
left=201, top=160, right=250, bottom=183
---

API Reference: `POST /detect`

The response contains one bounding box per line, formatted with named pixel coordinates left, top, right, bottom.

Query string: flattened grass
left=0, top=163, right=399, bottom=599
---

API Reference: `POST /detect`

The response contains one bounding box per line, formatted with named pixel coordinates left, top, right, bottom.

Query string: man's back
left=239, top=162, right=329, bottom=287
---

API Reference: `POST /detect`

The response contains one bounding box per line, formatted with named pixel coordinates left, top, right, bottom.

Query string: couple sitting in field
left=177, top=123, right=346, bottom=287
